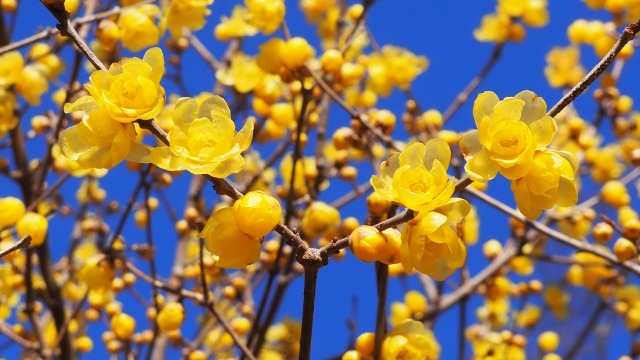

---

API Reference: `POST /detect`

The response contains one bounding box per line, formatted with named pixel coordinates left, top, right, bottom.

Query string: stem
left=373, top=262, right=388, bottom=360
left=0, top=235, right=31, bottom=258
left=299, top=266, right=319, bottom=360
left=442, top=43, right=504, bottom=124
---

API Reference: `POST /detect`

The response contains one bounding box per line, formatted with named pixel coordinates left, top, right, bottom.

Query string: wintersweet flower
left=245, top=0, right=285, bottom=35
left=364, top=45, right=428, bottom=97
left=75, top=47, right=165, bottom=123
left=214, top=5, right=258, bottom=41
left=400, top=208, right=469, bottom=280
left=459, top=91, right=558, bottom=182
left=371, top=138, right=455, bottom=213
left=200, top=207, right=261, bottom=269
left=59, top=99, right=137, bottom=169
left=0, top=89, right=18, bottom=139
left=118, top=5, right=161, bottom=52
left=162, top=0, right=213, bottom=38
left=0, top=51, right=23, bottom=88
left=545, top=46, right=586, bottom=88
left=381, top=320, right=440, bottom=360
left=0, top=196, right=25, bottom=228
left=511, top=149, right=578, bottom=219
left=15, top=64, right=49, bottom=106
left=128, top=95, right=253, bottom=177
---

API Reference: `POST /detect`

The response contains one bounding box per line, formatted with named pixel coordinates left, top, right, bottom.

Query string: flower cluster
left=60, top=48, right=165, bottom=169
left=371, top=139, right=470, bottom=280
left=459, top=91, right=578, bottom=219
left=474, top=0, right=549, bottom=43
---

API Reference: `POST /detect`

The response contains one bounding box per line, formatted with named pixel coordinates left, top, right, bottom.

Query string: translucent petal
left=516, top=90, right=547, bottom=125
left=423, top=138, right=450, bottom=169
left=435, top=198, right=471, bottom=221
left=473, top=91, right=499, bottom=127
left=459, top=130, right=482, bottom=156
left=143, top=47, right=165, bottom=84
left=464, top=148, right=500, bottom=182
left=529, top=115, right=557, bottom=149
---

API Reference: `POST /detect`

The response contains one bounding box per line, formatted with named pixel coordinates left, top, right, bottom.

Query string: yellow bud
left=301, top=201, right=341, bottom=238
left=537, top=331, right=560, bottom=352
left=0, top=196, right=25, bottom=227
left=614, top=237, right=637, bottom=262
left=188, top=350, right=207, bottom=360
left=230, top=317, right=251, bottom=335
left=280, top=37, right=314, bottom=69
left=404, top=290, right=427, bottom=315
left=111, top=313, right=136, bottom=340
left=157, top=302, right=185, bottom=332
left=233, top=191, right=282, bottom=237
left=75, top=335, right=93, bottom=353
left=342, top=350, right=362, bottom=360
left=593, top=222, right=614, bottom=243
left=16, top=212, right=48, bottom=247
left=321, top=49, right=344, bottom=74
left=349, top=225, right=386, bottom=262
left=602, top=180, right=631, bottom=207
left=355, top=332, right=375, bottom=357
left=80, top=255, right=115, bottom=290
left=366, top=192, right=392, bottom=217
left=347, top=4, right=364, bottom=21
left=379, top=228, right=401, bottom=265
left=483, top=239, right=502, bottom=260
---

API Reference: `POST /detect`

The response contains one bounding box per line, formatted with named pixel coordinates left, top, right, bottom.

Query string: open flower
left=162, top=0, right=213, bottom=38
left=60, top=98, right=137, bottom=169
left=129, top=95, right=253, bottom=177
left=459, top=90, right=557, bottom=182
left=381, top=320, right=440, bottom=360
left=511, top=149, right=578, bottom=219
left=74, top=47, right=165, bottom=123
left=371, top=138, right=455, bottom=213
left=400, top=205, right=469, bottom=280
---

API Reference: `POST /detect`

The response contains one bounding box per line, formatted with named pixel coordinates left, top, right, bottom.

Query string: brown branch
left=0, top=235, right=31, bottom=258
left=547, top=20, right=640, bottom=117
left=373, top=262, right=388, bottom=360
left=299, top=264, right=320, bottom=360
left=442, top=43, right=504, bottom=124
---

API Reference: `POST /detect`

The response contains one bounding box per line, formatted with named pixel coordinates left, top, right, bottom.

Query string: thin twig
left=0, top=235, right=31, bottom=258
left=547, top=20, right=640, bottom=117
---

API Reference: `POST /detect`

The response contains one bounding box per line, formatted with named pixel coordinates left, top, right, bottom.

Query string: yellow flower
left=215, top=52, right=266, bottom=93
left=156, top=302, right=185, bottom=331
left=16, top=64, right=49, bottom=106
left=300, top=0, right=337, bottom=22
left=28, top=43, right=65, bottom=79
left=130, top=95, right=253, bottom=177
left=381, top=320, right=440, bottom=360
left=473, top=12, right=512, bottom=43
left=118, top=4, right=161, bottom=52
left=233, top=190, right=282, bottom=237
left=163, top=0, right=213, bottom=38
left=460, top=90, right=558, bottom=182
left=79, top=47, right=165, bottom=122
left=371, top=139, right=455, bottom=213
left=511, top=149, right=578, bottom=219
left=498, top=0, right=549, bottom=27
left=200, top=207, right=261, bottom=269
left=400, top=209, right=468, bottom=280
left=0, top=89, right=18, bottom=139
left=51, top=144, right=109, bottom=177
left=245, top=0, right=285, bottom=35
left=16, top=212, right=48, bottom=247
left=59, top=99, right=138, bottom=169
left=544, top=46, right=586, bottom=88
left=214, top=5, right=258, bottom=41
left=364, top=45, right=428, bottom=97
left=300, top=201, right=340, bottom=238
left=0, top=50, right=24, bottom=87
left=111, top=313, right=136, bottom=340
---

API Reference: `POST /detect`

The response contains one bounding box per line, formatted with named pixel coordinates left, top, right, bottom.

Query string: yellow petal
left=473, top=91, right=499, bottom=127
left=464, top=148, right=500, bottom=182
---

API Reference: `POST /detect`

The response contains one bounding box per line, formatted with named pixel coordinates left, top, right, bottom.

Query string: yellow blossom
left=16, top=212, right=48, bottom=247
left=400, top=208, right=469, bottom=280
left=245, top=0, right=285, bottom=35
left=214, top=5, right=258, bottom=41
left=129, top=95, right=253, bottom=177
left=59, top=101, right=138, bottom=169
left=460, top=90, right=558, bottom=182
left=118, top=4, right=161, bottom=52
left=16, top=64, right=49, bottom=106
left=300, top=0, right=337, bottom=22
left=474, top=13, right=512, bottom=43
left=162, top=0, right=213, bottom=38
left=545, top=46, right=586, bottom=88
left=364, top=46, right=428, bottom=97
left=0, top=50, right=23, bottom=87
left=216, top=52, right=266, bottom=93
left=75, top=47, right=165, bottom=123
left=28, top=42, right=65, bottom=79
left=371, top=139, right=458, bottom=213
left=0, top=89, right=18, bottom=139
left=498, top=0, right=549, bottom=27
left=256, top=38, right=286, bottom=74
left=511, top=149, right=578, bottom=219
left=156, top=302, right=185, bottom=331
left=381, top=320, right=440, bottom=360
left=300, top=201, right=340, bottom=238
left=200, top=207, right=261, bottom=269
left=233, top=191, right=282, bottom=237
left=0, top=196, right=25, bottom=227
